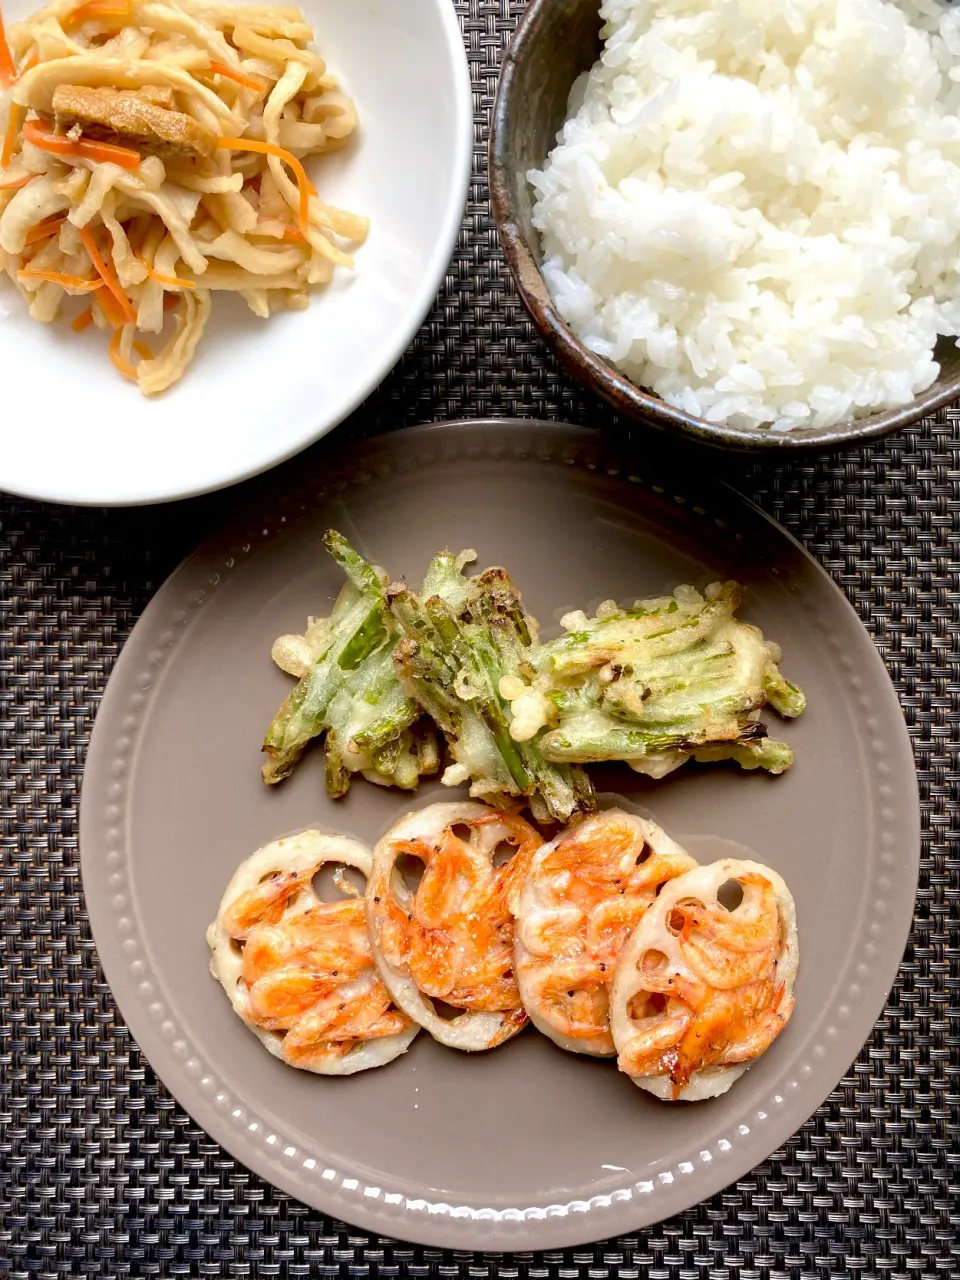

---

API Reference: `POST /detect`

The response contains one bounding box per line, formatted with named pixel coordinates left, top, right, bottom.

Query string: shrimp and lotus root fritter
left=208, top=815, right=800, bottom=1100
left=365, top=801, right=542, bottom=1051
left=513, top=808, right=697, bottom=1058
left=610, top=858, right=799, bottom=1101
left=207, top=830, right=418, bottom=1075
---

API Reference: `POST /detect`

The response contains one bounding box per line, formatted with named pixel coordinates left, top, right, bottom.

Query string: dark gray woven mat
left=1, top=2, right=958, bottom=1275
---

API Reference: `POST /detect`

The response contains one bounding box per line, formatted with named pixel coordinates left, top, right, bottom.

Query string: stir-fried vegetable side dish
left=0, top=0, right=365, bottom=393
left=264, top=532, right=806, bottom=815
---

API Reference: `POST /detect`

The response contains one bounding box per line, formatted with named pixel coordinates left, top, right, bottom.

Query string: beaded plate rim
left=79, top=419, right=921, bottom=1250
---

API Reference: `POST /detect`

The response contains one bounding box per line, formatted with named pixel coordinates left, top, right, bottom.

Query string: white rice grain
left=529, top=0, right=960, bottom=430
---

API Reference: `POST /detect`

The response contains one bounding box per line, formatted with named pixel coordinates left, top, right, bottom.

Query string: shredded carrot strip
left=1, top=100, right=21, bottom=169
left=149, top=268, right=195, bottom=290
left=133, top=249, right=195, bottom=290
left=71, top=306, right=94, bottom=332
left=95, top=288, right=125, bottom=327
left=24, top=214, right=66, bottom=245
left=66, top=0, right=131, bottom=27
left=23, top=119, right=141, bottom=171
left=108, top=329, right=137, bottom=381
left=0, top=8, right=15, bottom=88
left=281, top=225, right=305, bottom=243
left=79, top=224, right=137, bottom=324
left=0, top=48, right=38, bottom=138
left=76, top=135, right=140, bottom=168
left=217, top=136, right=316, bottom=237
left=108, top=328, right=151, bottom=381
left=208, top=60, right=266, bottom=92
left=0, top=49, right=38, bottom=174
left=0, top=48, right=37, bottom=163
left=18, top=266, right=103, bottom=290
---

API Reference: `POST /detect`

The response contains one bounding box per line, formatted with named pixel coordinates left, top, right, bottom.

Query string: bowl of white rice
left=489, top=0, right=960, bottom=449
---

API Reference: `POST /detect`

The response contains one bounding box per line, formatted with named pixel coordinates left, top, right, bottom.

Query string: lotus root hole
left=717, top=878, right=745, bottom=912
left=667, top=908, right=686, bottom=934
left=450, top=823, right=473, bottom=845
left=626, top=993, right=646, bottom=1020
left=312, top=863, right=365, bottom=902
left=395, top=853, right=426, bottom=894
left=627, top=990, right=667, bottom=1020
left=635, top=843, right=652, bottom=865
left=432, top=998, right=464, bottom=1022
left=492, top=840, right=516, bottom=868
left=668, top=898, right=705, bottom=932
left=638, top=948, right=668, bottom=978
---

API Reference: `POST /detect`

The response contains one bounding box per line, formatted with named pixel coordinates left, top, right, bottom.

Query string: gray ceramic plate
left=80, top=421, right=920, bottom=1251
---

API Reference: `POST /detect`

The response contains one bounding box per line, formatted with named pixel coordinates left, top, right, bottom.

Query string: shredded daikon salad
left=0, top=0, right=365, bottom=394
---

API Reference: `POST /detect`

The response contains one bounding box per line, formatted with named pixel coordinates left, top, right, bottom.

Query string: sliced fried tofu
left=52, top=83, right=217, bottom=160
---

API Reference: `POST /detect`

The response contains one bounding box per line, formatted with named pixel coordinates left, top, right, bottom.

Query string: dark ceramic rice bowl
left=488, top=0, right=960, bottom=452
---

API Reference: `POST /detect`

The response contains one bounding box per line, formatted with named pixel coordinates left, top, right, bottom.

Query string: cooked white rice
left=529, top=0, right=960, bottom=431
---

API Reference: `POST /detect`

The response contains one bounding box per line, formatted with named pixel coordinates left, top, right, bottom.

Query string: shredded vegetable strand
left=208, top=60, right=265, bottom=91
left=108, top=328, right=152, bottom=380
left=109, top=327, right=135, bottom=379
left=96, top=287, right=128, bottom=327
left=18, top=267, right=103, bottom=290
left=2, top=51, right=41, bottom=169
left=23, top=120, right=142, bottom=171
left=134, top=249, right=196, bottom=290
left=217, top=136, right=315, bottom=236
left=0, top=173, right=31, bottom=190
left=24, top=214, right=67, bottom=245
left=0, top=8, right=14, bottom=88
left=79, top=224, right=138, bottom=322
left=71, top=306, right=94, bottom=332
left=67, top=0, right=133, bottom=27
left=1, top=101, right=21, bottom=169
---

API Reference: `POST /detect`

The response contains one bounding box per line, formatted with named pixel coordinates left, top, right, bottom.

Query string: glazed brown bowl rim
left=488, top=0, right=960, bottom=452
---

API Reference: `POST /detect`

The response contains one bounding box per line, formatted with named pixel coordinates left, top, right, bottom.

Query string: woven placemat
left=1, top=3, right=957, bottom=1275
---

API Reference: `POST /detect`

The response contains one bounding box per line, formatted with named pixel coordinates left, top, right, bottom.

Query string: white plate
left=0, top=0, right=472, bottom=505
